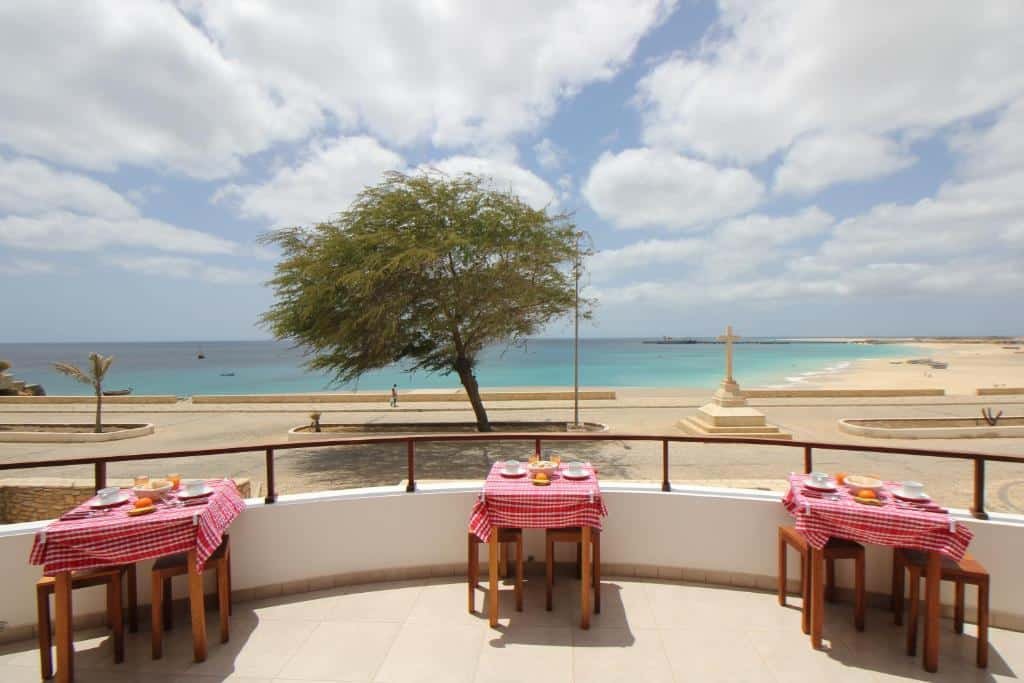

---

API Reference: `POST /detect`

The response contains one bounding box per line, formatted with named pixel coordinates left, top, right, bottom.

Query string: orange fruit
left=535, top=472, right=549, bottom=482
left=134, top=497, right=153, bottom=509
left=835, top=472, right=848, bottom=486
left=855, top=489, right=876, bottom=499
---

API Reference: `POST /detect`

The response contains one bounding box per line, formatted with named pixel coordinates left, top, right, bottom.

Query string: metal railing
left=1, top=433, right=1020, bottom=519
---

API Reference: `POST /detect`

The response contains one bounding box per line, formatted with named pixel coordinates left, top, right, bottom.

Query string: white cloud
left=774, top=132, right=916, bottom=195
left=582, top=148, right=764, bottom=230
left=0, top=1, right=319, bottom=178
left=0, top=156, right=137, bottom=218
left=214, top=137, right=405, bottom=226
left=950, top=97, right=1024, bottom=180
left=191, top=1, right=676, bottom=152
left=637, top=1, right=1024, bottom=164
left=589, top=207, right=832, bottom=282
left=107, top=256, right=258, bottom=284
left=534, top=138, right=566, bottom=170
left=0, top=212, right=237, bottom=254
left=421, top=156, right=558, bottom=210
left=0, top=259, right=54, bottom=276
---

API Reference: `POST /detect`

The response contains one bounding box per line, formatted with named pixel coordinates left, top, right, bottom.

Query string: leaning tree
left=261, top=171, right=586, bottom=431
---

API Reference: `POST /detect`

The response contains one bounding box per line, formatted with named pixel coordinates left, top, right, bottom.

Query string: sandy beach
left=783, top=342, right=1024, bottom=396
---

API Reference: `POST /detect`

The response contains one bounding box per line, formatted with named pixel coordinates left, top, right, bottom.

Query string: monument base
left=678, top=402, right=792, bottom=439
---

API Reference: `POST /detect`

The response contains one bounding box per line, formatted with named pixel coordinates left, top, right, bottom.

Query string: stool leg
left=217, top=559, right=230, bottom=643
left=576, top=543, right=582, bottom=579
left=978, top=580, right=989, bottom=668
left=151, top=575, right=164, bottom=660
left=126, top=564, right=138, bottom=633
left=778, top=532, right=787, bottom=606
left=954, top=580, right=965, bottom=634
left=800, top=552, right=810, bottom=635
left=593, top=532, right=601, bottom=615
left=893, top=552, right=905, bottom=625
left=546, top=536, right=554, bottom=611
left=500, top=541, right=508, bottom=580
left=109, top=571, right=124, bottom=664
left=854, top=552, right=865, bottom=632
left=163, top=579, right=174, bottom=630
left=37, top=586, right=53, bottom=680
left=514, top=536, right=523, bottom=612
left=226, top=546, right=233, bottom=616
left=825, top=558, right=836, bottom=603
left=468, top=534, right=478, bottom=614
left=906, top=569, right=919, bottom=657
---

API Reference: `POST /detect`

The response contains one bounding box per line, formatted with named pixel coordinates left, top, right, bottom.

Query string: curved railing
left=1, top=432, right=1021, bottom=519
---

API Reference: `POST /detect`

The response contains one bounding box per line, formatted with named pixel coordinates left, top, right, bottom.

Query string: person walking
left=390, top=384, right=398, bottom=408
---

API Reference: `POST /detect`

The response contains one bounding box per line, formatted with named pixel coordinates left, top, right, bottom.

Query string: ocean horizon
left=0, top=338, right=915, bottom=397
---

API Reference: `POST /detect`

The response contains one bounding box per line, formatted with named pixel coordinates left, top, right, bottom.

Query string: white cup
left=902, top=481, right=925, bottom=498
left=809, top=471, right=829, bottom=486
left=504, top=460, right=521, bottom=474
left=97, top=486, right=119, bottom=502
left=183, top=479, right=204, bottom=495
left=567, top=461, right=584, bottom=475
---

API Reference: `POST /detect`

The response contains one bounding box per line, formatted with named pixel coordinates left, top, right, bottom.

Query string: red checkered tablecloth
left=468, top=462, right=608, bottom=541
left=30, top=479, right=246, bottom=574
left=783, top=474, right=972, bottom=560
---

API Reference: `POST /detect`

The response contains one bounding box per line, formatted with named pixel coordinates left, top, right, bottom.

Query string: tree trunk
left=94, top=386, right=103, bottom=434
left=454, top=357, right=491, bottom=432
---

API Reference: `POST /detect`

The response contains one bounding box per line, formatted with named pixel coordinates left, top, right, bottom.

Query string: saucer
left=89, top=492, right=131, bottom=508
left=177, top=487, right=214, bottom=500
left=562, top=470, right=590, bottom=480
left=892, top=488, right=930, bottom=502
left=500, top=469, right=527, bottom=477
left=803, top=480, right=838, bottom=492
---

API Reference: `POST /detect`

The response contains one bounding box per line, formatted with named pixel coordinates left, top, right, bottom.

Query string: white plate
left=500, top=469, right=527, bottom=477
left=562, top=470, right=590, bottom=480
left=177, top=486, right=214, bottom=500
left=89, top=492, right=131, bottom=508
left=892, top=488, right=930, bottom=502
left=803, top=480, right=838, bottom=492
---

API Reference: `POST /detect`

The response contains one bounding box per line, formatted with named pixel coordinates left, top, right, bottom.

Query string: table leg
left=923, top=550, right=941, bottom=672
left=488, top=529, right=499, bottom=628
left=810, top=546, right=825, bottom=649
left=54, top=570, right=73, bottom=683
left=580, top=526, right=592, bottom=630
left=187, top=549, right=208, bottom=662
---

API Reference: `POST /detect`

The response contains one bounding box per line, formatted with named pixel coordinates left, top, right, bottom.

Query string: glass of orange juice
left=133, top=475, right=149, bottom=488
left=529, top=452, right=539, bottom=464
left=167, top=473, right=181, bottom=491
left=551, top=453, right=561, bottom=466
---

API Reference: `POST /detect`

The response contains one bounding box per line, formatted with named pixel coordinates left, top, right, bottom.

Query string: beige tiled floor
left=1, top=576, right=1021, bottom=682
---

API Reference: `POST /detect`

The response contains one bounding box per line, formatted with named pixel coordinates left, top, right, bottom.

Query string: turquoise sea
left=0, top=339, right=916, bottom=397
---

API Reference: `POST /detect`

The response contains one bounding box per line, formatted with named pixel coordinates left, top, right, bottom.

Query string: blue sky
left=1, top=1, right=1022, bottom=342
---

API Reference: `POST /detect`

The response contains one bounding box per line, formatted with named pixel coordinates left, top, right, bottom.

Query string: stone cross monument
left=711, top=324, right=746, bottom=407
left=678, top=324, right=791, bottom=439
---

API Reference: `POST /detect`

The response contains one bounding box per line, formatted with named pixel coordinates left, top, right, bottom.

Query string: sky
left=0, top=0, right=1022, bottom=342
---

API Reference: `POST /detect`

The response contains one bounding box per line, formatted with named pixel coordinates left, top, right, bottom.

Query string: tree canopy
left=261, top=171, right=587, bottom=431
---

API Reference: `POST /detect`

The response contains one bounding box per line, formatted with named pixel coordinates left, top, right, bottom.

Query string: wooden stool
left=777, top=526, right=865, bottom=633
left=36, top=564, right=138, bottom=679
left=150, top=535, right=232, bottom=660
left=468, top=529, right=523, bottom=613
left=892, top=548, right=989, bottom=667
left=545, top=527, right=600, bottom=613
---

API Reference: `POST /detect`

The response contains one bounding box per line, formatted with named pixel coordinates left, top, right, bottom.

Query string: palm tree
left=53, top=353, right=114, bottom=433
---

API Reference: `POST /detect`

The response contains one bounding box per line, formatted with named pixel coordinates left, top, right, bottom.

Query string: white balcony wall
left=1, top=483, right=1023, bottom=637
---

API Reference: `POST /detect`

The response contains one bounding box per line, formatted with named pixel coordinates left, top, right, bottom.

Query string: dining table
left=29, top=479, right=246, bottom=683
left=468, top=461, right=607, bottom=629
left=783, top=473, right=973, bottom=672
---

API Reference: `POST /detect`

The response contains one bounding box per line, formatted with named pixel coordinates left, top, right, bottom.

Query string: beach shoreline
left=775, top=342, right=1024, bottom=396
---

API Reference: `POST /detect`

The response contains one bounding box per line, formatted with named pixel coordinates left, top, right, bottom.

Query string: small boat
left=103, top=388, right=133, bottom=396
left=219, top=372, right=235, bottom=377
left=197, top=344, right=206, bottom=359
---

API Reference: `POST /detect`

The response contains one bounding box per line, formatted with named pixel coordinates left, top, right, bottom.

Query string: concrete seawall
left=192, top=389, right=617, bottom=404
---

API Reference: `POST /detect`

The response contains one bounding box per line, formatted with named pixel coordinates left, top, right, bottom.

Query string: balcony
left=1, top=434, right=1023, bottom=680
